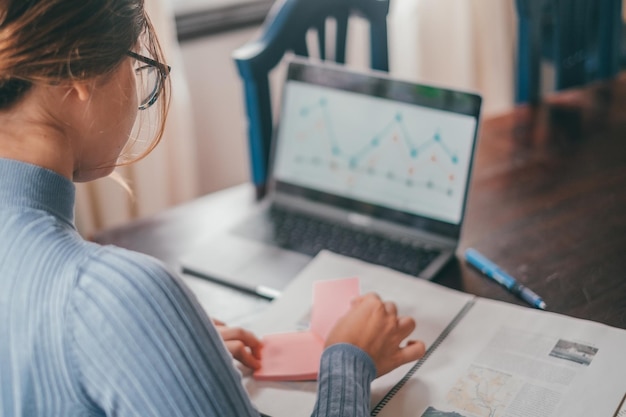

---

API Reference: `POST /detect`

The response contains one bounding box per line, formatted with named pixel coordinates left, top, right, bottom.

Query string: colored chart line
left=295, top=97, right=461, bottom=195
left=298, top=97, right=459, bottom=167
left=293, top=155, right=455, bottom=195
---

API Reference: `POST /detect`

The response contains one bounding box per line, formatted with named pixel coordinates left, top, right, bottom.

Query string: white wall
left=180, top=28, right=255, bottom=195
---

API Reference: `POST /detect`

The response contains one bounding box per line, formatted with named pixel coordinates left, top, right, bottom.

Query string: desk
left=94, top=75, right=626, bottom=329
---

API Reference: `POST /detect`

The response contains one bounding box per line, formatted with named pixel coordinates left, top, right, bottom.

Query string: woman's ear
left=69, top=81, right=92, bottom=102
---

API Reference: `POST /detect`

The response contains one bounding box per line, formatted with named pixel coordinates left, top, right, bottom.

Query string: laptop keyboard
left=234, top=206, right=441, bottom=277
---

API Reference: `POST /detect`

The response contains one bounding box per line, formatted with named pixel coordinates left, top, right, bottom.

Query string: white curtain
left=388, top=0, right=518, bottom=117
left=75, top=0, right=200, bottom=238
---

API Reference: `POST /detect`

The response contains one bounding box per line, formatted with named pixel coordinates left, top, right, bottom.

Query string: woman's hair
left=0, top=0, right=170, bottom=163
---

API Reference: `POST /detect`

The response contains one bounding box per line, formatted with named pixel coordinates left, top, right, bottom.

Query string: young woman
left=0, top=1, right=426, bottom=416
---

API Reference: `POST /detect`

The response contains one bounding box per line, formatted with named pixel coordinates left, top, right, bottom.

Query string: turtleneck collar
left=0, top=157, right=75, bottom=227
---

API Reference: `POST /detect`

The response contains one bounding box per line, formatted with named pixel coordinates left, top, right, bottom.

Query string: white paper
left=376, top=298, right=626, bottom=417
left=242, top=251, right=626, bottom=417
left=616, top=395, right=626, bottom=417
left=243, top=250, right=473, bottom=417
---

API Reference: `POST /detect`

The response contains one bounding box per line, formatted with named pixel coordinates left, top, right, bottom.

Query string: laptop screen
left=271, top=60, right=482, bottom=239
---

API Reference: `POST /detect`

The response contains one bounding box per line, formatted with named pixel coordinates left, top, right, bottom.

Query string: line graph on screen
left=292, top=97, right=461, bottom=196
left=273, top=82, right=477, bottom=223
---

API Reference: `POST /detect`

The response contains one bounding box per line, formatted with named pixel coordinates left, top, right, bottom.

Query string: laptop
left=180, top=59, right=482, bottom=299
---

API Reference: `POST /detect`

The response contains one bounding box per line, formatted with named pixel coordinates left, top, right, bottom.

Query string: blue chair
left=515, top=0, right=622, bottom=103
left=233, top=0, right=390, bottom=198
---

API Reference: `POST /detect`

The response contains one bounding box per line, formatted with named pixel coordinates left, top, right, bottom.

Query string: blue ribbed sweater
left=0, top=158, right=376, bottom=417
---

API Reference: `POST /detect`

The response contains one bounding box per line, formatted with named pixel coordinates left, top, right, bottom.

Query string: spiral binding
left=370, top=299, right=477, bottom=416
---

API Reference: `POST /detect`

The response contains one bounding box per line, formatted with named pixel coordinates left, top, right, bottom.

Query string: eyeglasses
left=127, top=50, right=171, bottom=110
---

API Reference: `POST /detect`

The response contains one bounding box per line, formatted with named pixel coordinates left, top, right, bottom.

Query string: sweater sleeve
left=311, top=344, right=377, bottom=417
left=64, top=246, right=261, bottom=417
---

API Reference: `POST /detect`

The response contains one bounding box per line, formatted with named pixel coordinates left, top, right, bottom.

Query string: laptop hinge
left=271, top=192, right=458, bottom=249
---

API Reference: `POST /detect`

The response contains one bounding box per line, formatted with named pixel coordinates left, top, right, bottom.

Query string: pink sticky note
left=310, top=277, right=360, bottom=341
left=253, top=277, right=361, bottom=381
left=252, top=332, right=324, bottom=381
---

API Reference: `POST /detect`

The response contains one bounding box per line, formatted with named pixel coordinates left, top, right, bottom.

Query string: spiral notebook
left=242, top=251, right=626, bottom=417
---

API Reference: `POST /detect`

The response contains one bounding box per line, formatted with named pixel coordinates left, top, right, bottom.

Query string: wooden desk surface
left=95, top=76, right=626, bottom=329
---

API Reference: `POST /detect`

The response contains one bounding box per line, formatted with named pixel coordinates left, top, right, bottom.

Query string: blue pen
left=464, top=248, right=547, bottom=310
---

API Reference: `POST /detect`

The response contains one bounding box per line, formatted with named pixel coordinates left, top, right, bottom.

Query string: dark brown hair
left=0, top=0, right=170, bottom=162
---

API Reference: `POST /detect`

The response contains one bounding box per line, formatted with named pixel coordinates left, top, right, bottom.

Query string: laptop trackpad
left=180, top=234, right=311, bottom=299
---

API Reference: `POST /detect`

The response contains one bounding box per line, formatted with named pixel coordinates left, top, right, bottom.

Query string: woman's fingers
left=220, top=327, right=262, bottom=351
left=325, top=291, right=426, bottom=377
left=396, top=339, right=426, bottom=366
left=224, top=340, right=262, bottom=370
left=384, top=301, right=398, bottom=316
left=215, top=325, right=263, bottom=369
left=396, top=315, right=416, bottom=339
left=211, top=318, right=226, bottom=327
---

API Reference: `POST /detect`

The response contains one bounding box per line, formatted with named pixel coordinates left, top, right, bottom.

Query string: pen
left=464, top=248, right=547, bottom=310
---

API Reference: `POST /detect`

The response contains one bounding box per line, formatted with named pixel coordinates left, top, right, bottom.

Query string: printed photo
left=421, top=406, right=471, bottom=417
left=549, top=339, right=598, bottom=366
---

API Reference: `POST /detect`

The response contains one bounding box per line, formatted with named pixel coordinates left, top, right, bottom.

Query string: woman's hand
left=324, top=293, right=426, bottom=377
left=212, top=319, right=263, bottom=370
